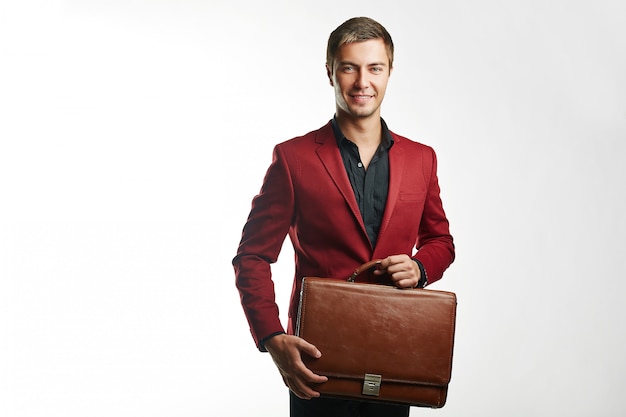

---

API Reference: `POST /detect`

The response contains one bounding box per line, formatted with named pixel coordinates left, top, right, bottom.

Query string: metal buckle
left=362, top=374, right=382, bottom=396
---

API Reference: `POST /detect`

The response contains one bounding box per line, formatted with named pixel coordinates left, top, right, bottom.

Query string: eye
left=371, top=67, right=383, bottom=73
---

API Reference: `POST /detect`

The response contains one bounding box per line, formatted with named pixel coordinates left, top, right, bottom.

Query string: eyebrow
left=337, top=61, right=388, bottom=67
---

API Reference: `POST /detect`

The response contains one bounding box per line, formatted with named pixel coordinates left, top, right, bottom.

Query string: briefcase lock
left=362, top=374, right=382, bottom=396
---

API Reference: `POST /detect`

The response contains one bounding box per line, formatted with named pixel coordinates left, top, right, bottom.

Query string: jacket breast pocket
left=399, top=191, right=426, bottom=202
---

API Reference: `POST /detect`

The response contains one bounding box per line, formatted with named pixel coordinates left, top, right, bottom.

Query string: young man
left=233, top=17, right=455, bottom=417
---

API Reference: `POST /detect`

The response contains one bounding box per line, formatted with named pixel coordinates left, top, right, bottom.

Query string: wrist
left=411, top=258, right=428, bottom=288
left=260, top=331, right=286, bottom=352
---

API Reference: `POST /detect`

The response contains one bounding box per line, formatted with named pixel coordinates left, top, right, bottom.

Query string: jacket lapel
left=376, top=134, right=405, bottom=249
left=315, top=123, right=367, bottom=235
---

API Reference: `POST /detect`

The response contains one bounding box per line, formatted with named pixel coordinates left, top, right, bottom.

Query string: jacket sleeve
left=232, top=144, right=295, bottom=350
left=412, top=147, right=455, bottom=285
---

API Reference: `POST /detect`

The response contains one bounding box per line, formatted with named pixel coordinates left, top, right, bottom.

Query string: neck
left=335, top=111, right=382, bottom=147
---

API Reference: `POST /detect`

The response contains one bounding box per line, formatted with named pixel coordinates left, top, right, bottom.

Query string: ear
left=325, top=63, right=334, bottom=86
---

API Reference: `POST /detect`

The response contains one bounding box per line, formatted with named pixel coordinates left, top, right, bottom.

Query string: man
left=233, top=17, right=455, bottom=417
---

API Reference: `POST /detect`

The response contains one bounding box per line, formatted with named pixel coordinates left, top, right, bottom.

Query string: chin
left=338, top=101, right=378, bottom=119
left=349, top=108, right=377, bottom=118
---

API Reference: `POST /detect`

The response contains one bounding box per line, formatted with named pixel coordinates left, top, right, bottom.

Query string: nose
left=355, top=68, right=370, bottom=89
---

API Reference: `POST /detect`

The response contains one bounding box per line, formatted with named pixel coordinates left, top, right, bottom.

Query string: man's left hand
left=373, top=254, right=421, bottom=289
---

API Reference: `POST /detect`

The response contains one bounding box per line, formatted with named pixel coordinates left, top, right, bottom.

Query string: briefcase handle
left=347, top=259, right=383, bottom=282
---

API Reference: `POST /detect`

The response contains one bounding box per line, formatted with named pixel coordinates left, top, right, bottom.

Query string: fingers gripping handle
left=347, top=259, right=383, bottom=282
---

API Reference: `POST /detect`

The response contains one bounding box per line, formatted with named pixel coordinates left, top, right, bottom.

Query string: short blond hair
left=326, top=17, right=394, bottom=71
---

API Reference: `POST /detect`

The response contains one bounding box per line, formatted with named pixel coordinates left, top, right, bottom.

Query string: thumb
left=298, top=338, right=322, bottom=359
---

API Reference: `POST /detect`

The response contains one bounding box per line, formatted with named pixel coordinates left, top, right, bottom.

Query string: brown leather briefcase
left=295, top=260, right=457, bottom=408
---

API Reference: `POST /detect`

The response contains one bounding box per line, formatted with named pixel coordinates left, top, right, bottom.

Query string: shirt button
left=358, top=162, right=363, bottom=168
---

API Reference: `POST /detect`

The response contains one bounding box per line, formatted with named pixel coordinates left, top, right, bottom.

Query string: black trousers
left=289, top=392, right=410, bottom=417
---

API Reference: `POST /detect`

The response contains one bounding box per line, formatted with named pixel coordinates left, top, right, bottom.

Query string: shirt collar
left=331, top=116, right=394, bottom=150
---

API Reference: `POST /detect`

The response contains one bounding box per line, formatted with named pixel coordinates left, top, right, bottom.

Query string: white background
left=1, top=1, right=625, bottom=416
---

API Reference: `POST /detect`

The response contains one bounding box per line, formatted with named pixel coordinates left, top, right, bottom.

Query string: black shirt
left=331, top=117, right=394, bottom=247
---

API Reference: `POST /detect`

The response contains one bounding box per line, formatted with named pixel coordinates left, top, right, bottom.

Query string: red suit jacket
left=233, top=121, right=455, bottom=350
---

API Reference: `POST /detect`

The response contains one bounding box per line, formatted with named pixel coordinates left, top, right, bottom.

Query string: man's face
left=327, top=39, right=392, bottom=120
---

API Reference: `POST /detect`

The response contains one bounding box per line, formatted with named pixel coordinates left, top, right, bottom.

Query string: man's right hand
left=264, top=334, right=329, bottom=400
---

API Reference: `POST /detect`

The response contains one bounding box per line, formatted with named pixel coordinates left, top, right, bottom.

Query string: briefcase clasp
left=362, top=373, right=382, bottom=396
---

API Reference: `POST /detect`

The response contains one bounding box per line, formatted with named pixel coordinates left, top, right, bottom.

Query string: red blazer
left=233, top=121, right=455, bottom=350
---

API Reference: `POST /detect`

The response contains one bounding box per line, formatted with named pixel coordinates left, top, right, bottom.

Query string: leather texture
left=296, top=273, right=457, bottom=408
